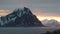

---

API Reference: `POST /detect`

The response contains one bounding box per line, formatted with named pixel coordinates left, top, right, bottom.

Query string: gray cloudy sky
left=0, top=0, right=60, bottom=16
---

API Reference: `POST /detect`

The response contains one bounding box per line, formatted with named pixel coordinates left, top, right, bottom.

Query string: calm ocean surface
left=0, top=27, right=60, bottom=34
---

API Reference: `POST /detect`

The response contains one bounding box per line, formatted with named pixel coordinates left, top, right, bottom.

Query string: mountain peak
left=11, top=7, right=33, bottom=17
left=0, top=7, right=44, bottom=27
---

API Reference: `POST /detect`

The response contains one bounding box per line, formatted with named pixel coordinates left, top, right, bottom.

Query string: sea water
left=0, top=27, right=60, bottom=34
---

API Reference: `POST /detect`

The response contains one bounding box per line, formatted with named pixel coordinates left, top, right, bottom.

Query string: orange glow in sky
left=0, top=10, right=10, bottom=16
left=37, top=16, right=60, bottom=22
left=0, top=9, right=60, bottom=22
left=32, top=9, right=60, bottom=22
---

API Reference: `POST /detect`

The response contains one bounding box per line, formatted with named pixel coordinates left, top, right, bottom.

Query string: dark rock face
left=43, top=30, right=60, bottom=34
left=0, top=7, right=44, bottom=27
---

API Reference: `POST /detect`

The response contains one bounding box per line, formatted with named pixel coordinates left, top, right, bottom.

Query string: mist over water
left=0, top=27, right=60, bottom=34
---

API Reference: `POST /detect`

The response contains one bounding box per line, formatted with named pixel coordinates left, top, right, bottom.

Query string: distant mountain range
left=0, top=7, right=44, bottom=27
left=42, top=19, right=60, bottom=27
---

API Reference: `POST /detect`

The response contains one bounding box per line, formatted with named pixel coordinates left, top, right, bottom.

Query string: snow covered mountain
left=42, top=19, right=60, bottom=27
left=0, top=7, right=44, bottom=27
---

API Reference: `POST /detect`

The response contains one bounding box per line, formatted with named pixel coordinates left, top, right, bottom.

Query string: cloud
left=32, top=9, right=43, bottom=16
left=0, top=0, right=60, bottom=17
left=32, top=9, right=60, bottom=17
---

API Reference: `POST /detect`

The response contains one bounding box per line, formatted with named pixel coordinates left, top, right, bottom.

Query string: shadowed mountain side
left=43, top=29, right=60, bottom=34
left=0, top=7, right=44, bottom=27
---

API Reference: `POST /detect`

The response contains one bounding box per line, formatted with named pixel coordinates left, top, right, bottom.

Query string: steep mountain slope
left=0, top=7, right=44, bottom=27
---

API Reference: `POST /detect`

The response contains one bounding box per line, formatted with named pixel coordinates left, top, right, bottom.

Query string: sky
left=0, top=0, right=60, bottom=22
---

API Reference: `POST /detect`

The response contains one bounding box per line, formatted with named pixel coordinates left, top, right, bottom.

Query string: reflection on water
left=0, top=27, right=60, bottom=34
